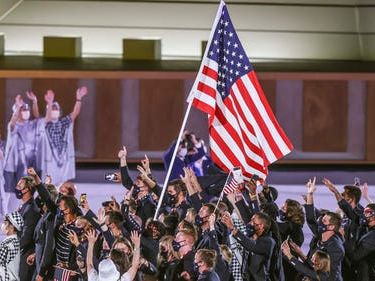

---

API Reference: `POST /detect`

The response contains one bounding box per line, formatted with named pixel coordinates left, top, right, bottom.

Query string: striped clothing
left=56, top=223, right=74, bottom=265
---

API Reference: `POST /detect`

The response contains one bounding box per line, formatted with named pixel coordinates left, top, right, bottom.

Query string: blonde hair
left=157, top=235, right=180, bottom=265
left=219, top=244, right=232, bottom=264
left=312, top=250, right=330, bottom=273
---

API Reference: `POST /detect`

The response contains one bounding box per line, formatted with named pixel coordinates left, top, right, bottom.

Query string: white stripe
left=211, top=117, right=267, bottom=178
left=242, top=75, right=291, bottom=155
left=215, top=91, right=265, bottom=166
left=231, top=81, right=278, bottom=163
left=193, top=89, right=217, bottom=110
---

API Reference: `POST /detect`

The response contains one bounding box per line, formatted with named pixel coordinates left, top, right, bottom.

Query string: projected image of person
left=3, top=92, right=43, bottom=214
left=41, top=87, right=88, bottom=185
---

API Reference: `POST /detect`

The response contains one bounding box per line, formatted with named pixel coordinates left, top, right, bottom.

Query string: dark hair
left=254, top=212, right=271, bottom=234
left=260, top=202, right=278, bottom=221
left=110, top=249, right=130, bottom=274
left=196, top=249, right=217, bottom=269
left=326, top=212, right=342, bottom=232
left=168, top=179, right=186, bottom=194
left=285, top=199, right=305, bottom=226
left=60, top=195, right=79, bottom=214
left=163, top=214, right=179, bottom=236
left=21, top=176, right=36, bottom=195
left=202, top=203, right=216, bottom=215
left=366, top=203, right=375, bottom=212
left=108, top=211, right=124, bottom=229
left=343, top=185, right=362, bottom=204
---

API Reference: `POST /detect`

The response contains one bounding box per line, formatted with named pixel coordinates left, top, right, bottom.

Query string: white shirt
left=88, top=268, right=131, bottom=281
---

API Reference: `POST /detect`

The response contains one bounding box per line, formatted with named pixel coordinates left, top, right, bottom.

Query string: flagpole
left=153, top=101, right=193, bottom=220
left=213, top=170, right=231, bottom=213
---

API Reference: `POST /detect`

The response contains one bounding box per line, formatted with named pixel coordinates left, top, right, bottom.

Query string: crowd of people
left=0, top=133, right=374, bottom=280
left=0, top=88, right=88, bottom=216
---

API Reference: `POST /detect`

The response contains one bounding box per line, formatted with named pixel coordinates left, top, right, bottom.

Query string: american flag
left=188, top=1, right=293, bottom=179
left=53, top=267, right=74, bottom=281
left=223, top=174, right=239, bottom=194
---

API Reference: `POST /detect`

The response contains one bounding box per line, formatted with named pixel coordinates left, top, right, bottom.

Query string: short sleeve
left=121, top=272, right=131, bottom=281
left=87, top=268, right=99, bottom=281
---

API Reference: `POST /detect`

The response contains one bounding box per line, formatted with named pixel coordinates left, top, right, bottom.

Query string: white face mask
left=1, top=223, right=7, bottom=234
left=21, top=111, right=30, bottom=121
left=51, top=110, right=60, bottom=119
left=179, top=148, right=188, bottom=158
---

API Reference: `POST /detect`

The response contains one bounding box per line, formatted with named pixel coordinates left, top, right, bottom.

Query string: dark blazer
left=19, top=197, right=41, bottom=281
left=289, top=257, right=330, bottom=281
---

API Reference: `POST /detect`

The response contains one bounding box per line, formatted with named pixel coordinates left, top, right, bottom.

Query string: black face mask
left=15, top=187, right=28, bottom=199
left=35, top=197, right=45, bottom=209
left=172, top=240, right=183, bottom=252
left=246, top=224, right=256, bottom=237
left=167, top=194, right=177, bottom=206
left=160, top=250, right=168, bottom=259
left=279, top=210, right=287, bottom=222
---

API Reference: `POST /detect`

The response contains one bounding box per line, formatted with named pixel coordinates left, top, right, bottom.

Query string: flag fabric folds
left=223, top=174, right=239, bottom=194
left=53, top=267, right=74, bottom=281
left=188, top=1, right=293, bottom=179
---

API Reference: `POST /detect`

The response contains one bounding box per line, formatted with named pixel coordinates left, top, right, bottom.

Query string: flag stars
left=237, top=62, right=242, bottom=67
left=225, top=21, right=229, bottom=27
left=235, top=71, right=239, bottom=75
left=214, top=40, right=218, bottom=45
left=234, top=43, right=238, bottom=48
left=229, top=32, right=233, bottom=37
left=227, top=41, right=231, bottom=46
left=239, top=54, right=243, bottom=59
left=231, top=51, right=236, bottom=57
left=209, top=50, right=214, bottom=56
left=244, top=65, right=249, bottom=70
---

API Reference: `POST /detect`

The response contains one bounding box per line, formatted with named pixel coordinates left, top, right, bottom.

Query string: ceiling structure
left=0, top=0, right=374, bottom=60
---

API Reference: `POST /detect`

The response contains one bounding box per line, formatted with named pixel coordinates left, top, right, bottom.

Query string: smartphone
left=102, top=200, right=112, bottom=207
left=79, top=193, right=87, bottom=205
left=232, top=167, right=244, bottom=184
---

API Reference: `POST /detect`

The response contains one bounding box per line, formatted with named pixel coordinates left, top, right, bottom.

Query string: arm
left=20, top=206, right=40, bottom=253
left=338, top=199, right=358, bottom=221
left=123, top=231, right=141, bottom=281
left=346, top=237, right=375, bottom=262
left=26, top=91, right=40, bottom=118
left=9, top=95, right=23, bottom=130
left=322, top=178, right=343, bottom=202
left=233, top=230, right=273, bottom=255
left=289, top=257, right=319, bottom=281
left=70, top=86, right=88, bottom=121
left=361, top=183, right=373, bottom=204
left=38, top=214, right=56, bottom=277
left=118, top=146, right=134, bottom=190
left=44, top=90, right=54, bottom=122
left=85, top=229, right=97, bottom=274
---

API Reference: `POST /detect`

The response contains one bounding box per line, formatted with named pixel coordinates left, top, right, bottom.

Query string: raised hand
left=27, top=167, right=41, bottom=185
left=221, top=212, right=234, bottom=231
left=137, top=165, right=148, bottom=180
left=322, top=177, right=337, bottom=193
left=281, top=240, right=292, bottom=258
left=76, top=86, right=88, bottom=100
left=45, top=175, right=52, bottom=185
left=124, top=186, right=134, bottom=201
left=208, top=213, right=216, bottom=230
left=306, top=177, right=317, bottom=194
left=130, top=231, right=141, bottom=248
left=141, top=155, right=151, bottom=174
left=85, top=229, right=98, bottom=245
left=26, top=91, right=37, bottom=102
left=68, top=230, right=80, bottom=246
left=118, top=146, right=127, bottom=159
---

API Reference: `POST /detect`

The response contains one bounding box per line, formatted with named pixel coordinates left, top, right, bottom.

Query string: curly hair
left=285, top=199, right=305, bottom=226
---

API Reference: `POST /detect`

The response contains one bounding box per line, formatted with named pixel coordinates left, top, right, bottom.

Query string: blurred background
left=0, top=0, right=374, bottom=184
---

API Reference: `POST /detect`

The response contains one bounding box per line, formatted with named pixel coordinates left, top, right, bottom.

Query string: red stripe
left=202, top=65, right=218, bottom=80
left=210, top=148, right=231, bottom=173
left=248, top=72, right=293, bottom=150
left=214, top=102, right=267, bottom=173
left=197, top=81, right=216, bottom=99
left=192, top=98, right=215, bottom=116
left=228, top=89, right=270, bottom=167
left=235, top=76, right=284, bottom=160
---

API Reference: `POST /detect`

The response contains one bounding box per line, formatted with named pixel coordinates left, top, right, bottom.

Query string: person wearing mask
left=194, top=249, right=220, bottom=281
left=278, top=199, right=305, bottom=281
left=41, top=87, right=88, bottom=185
left=345, top=204, right=375, bottom=281
left=222, top=211, right=275, bottom=281
left=157, top=235, right=180, bottom=281
left=195, top=203, right=216, bottom=250
left=304, top=178, right=345, bottom=281
left=15, top=175, right=41, bottom=281
left=0, top=211, right=24, bottom=281
left=165, top=179, right=190, bottom=220
left=163, top=133, right=206, bottom=181
left=25, top=167, right=59, bottom=281
left=4, top=93, right=42, bottom=214
left=174, top=228, right=198, bottom=280
left=322, top=178, right=364, bottom=280
left=281, top=241, right=330, bottom=281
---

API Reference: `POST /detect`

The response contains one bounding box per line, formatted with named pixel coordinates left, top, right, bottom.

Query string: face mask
left=279, top=210, right=287, bottom=222
left=167, top=194, right=177, bottom=206
left=35, top=197, right=45, bottom=209
left=195, top=215, right=208, bottom=227
left=21, top=111, right=30, bottom=121
left=193, top=262, right=200, bottom=273
left=359, top=215, right=368, bottom=227
left=172, top=240, right=183, bottom=252
left=1, top=223, right=7, bottom=234
left=246, top=224, right=256, bottom=237
left=317, top=220, right=329, bottom=234
left=160, top=250, right=168, bottom=259
left=51, top=110, right=60, bottom=119
left=68, top=225, right=84, bottom=236
left=15, top=189, right=26, bottom=199
left=178, top=148, right=187, bottom=158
